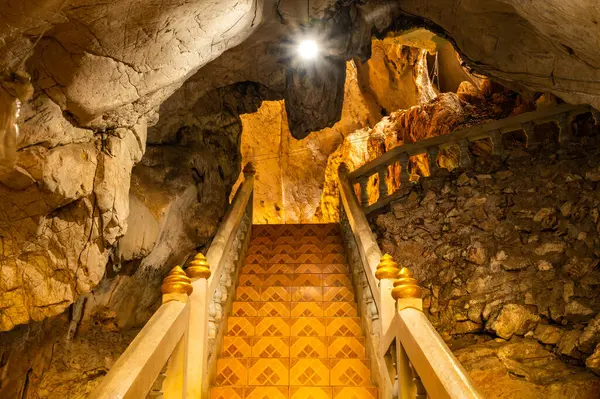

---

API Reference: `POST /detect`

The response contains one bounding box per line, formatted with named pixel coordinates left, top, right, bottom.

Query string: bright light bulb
left=298, top=39, right=319, bottom=60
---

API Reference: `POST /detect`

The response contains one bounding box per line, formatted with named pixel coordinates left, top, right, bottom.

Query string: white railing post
left=89, top=267, right=192, bottom=399
left=184, top=253, right=211, bottom=398
left=389, top=262, right=482, bottom=399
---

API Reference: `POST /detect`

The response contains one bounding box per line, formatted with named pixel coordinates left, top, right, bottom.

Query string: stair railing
left=90, top=163, right=255, bottom=399
left=339, top=103, right=598, bottom=398
left=340, top=162, right=482, bottom=399
left=349, top=104, right=596, bottom=214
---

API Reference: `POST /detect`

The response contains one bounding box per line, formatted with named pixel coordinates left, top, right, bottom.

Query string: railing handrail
left=348, top=103, right=592, bottom=181
left=396, top=308, right=481, bottom=399
left=339, top=161, right=482, bottom=398
left=206, top=176, right=254, bottom=294
left=339, top=166, right=382, bottom=310
left=89, top=300, right=189, bottom=399
left=90, top=164, right=255, bottom=399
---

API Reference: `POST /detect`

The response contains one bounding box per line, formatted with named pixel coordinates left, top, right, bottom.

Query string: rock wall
left=318, top=79, right=525, bottom=221
left=372, top=116, right=600, bottom=396
left=239, top=38, right=439, bottom=224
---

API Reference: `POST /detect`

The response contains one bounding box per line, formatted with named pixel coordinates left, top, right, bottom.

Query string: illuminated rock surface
left=0, top=0, right=599, bottom=397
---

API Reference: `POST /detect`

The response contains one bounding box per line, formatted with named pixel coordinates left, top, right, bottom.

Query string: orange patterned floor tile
left=252, top=337, right=290, bottom=358
left=261, top=287, right=292, bottom=302
left=264, top=264, right=295, bottom=274
left=326, top=318, right=363, bottom=337
left=211, top=386, right=245, bottom=399
left=248, top=358, right=289, bottom=386
left=241, top=264, right=266, bottom=274
left=291, top=302, right=325, bottom=317
left=292, top=274, right=323, bottom=287
left=290, top=317, right=327, bottom=337
left=330, top=359, right=372, bottom=386
left=213, top=224, right=376, bottom=396
left=292, top=287, right=323, bottom=302
left=289, top=337, right=328, bottom=358
left=232, top=302, right=259, bottom=317
left=227, top=317, right=255, bottom=336
left=222, top=337, right=252, bottom=358
left=332, top=387, right=377, bottom=399
left=290, top=386, right=332, bottom=399
left=324, top=302, right=358, bottom=317
left=239, top=274, right=264, bottom=287
left=215, top=358, right=248, bottom=386
left=323, top=274, right=353, bottom=288
left=258, top=302, right=291, bottom=317
left=245, top=386, right=289, bottom=399
left=289, top=358, right=330, bottom=386
left=294, top=263, right=349, bottom=273
left=323, top=287, right=355, bottom=302
left=236, top=287, right=262, bottom=301
left=328, top=337, right=366, bottom=359
left=263, top=274, right=294, bottom=287
left=255, top=317, right=291, bottom=337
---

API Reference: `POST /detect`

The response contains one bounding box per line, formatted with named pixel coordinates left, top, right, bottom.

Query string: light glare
left=298, top=39, right=319, bottom=60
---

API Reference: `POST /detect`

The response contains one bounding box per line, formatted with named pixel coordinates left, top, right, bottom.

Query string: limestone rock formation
left=456, top=338, right=600, bottom=398
left=371, top=117, right=600, bottom=380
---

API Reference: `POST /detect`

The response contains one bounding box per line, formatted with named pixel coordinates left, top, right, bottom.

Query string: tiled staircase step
left=235, top=287, right=355, bottom=302
left=245, top=253, right=346, bottom=264
left=332, top=386, right=378, bottom=398
left=248, top=358, right=290, bottom=385
left=226, top=317, right=364, bottom=338
left=246, top=386, right=289, bottom=399
left=231, top=301, right=359, bottom=318
left=247, top=243, right=345, bottom=255
left=210, top=386, right=245, bottom=399
left=212, top=224, right=375, bottom=398
left=329, top=359, right=373, bottom=386
left=327, top=337, right=366, bottom=359
left=221, top=336, right=367, bottom=360
left=251, top=337, right=291, bottom=358
left=241, top=263, right=349, bottom=274
left=211, top=386, right=378, bottom=399
left=252, top=224, right=340, bottom=238
left=251, top=235, right=342, bottom=245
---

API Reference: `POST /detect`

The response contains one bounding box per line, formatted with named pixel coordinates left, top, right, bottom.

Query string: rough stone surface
left=456, top=338, right=600, bottom=398
left=486, top=304, right=541, bottom=340
left=372, top=120, right=600, bottom=383
left=534, top=324, right=565, bottom=345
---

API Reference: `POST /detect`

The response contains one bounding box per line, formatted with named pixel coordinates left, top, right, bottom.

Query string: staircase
left=211, top=224, right=377, bottom=399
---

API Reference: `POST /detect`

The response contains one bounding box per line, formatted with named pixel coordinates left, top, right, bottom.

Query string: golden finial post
left=392, top=267, right=423, bottom=311
left=186, top=253, right=211, bottom=281
left=375, top=254, right=401, bottom=280
left=243, top=162, right=256, bottom=177
left=161, top=266, right=193, bottom=304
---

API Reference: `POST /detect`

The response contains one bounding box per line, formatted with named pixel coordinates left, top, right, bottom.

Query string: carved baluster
left=556, top=113, right=571, bottom=143
left=214, top=287, right=223, bottom=326
left=489, top=129, right=503, bottom=156
left=427, top=146, right=440, bottom=176
left=411, top=364, right=427, bottom=399
left=208, top=302, right=217, bottom=338
left=358, top=176, right=369, bottom=207
left=220, top=283, right=228, bottom=303
left=458, top=139, right=472, bottom=168
left=521, top=122, right=534, bottom=147
left=399, top=152, right=410, bottom=184
left=396, top=341, right=416, bottom=399
left=377, top=165, right=389, bottom=199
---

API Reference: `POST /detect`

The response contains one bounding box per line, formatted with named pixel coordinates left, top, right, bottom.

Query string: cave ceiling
left=0, top=0, right=600, bottom=331
left=2, top=0, right=599, bottom=138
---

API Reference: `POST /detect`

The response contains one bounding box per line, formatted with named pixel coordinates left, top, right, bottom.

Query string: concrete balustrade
left=348, top=104, right=594, bottom=214
left=89, top=164, right=255, bottom=399
left=341, top=155, right=483, bottom=398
